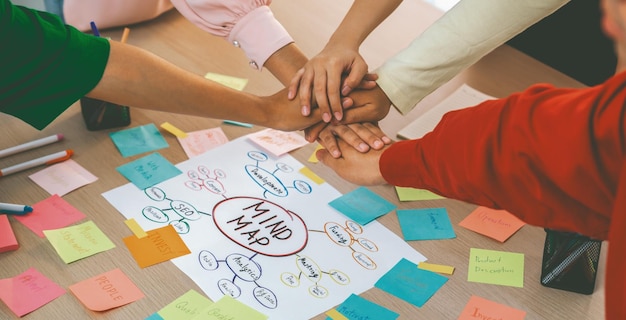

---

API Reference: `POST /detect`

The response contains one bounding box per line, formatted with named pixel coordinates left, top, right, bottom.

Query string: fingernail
left=373, top=140, right=383, bottom=149
left=322, top=113, right=331, bottom=123
left=334, top=112, right=343, bottom=121
left=382, top=136, right=392, bottom=144
left=332, top=150, right=341, bottom=158
left=341, top=85, right=351, bottom=96
left=301, top=106, right=309, bottom=116
left=359, top=143, right=369, bottom=152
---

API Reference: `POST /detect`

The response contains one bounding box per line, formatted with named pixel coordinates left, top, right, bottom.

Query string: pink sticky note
left=14, top=194, right=87, bottom=237
left=0, top=268, right=65, bottom=317
left=247, top=128, right=308, bottom=156
left=458, top=295, right=526, bottom=320
left=458, top=206, right=526, bottom=242
left=69, top=268, right=144, bottom=311
left=29, top=159, right=98, bottom=196
left=0, top=215, right=19, bottom=252
left=178, top=127, right=229, bottom=158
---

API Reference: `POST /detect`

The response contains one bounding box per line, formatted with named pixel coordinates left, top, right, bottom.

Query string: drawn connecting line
left=245, top=150, right=312, bottom=198
left=184, top=165, right=228, bottom=198
left=141, top=186, right=211, bottom=234
left=279, top=255, right=350, bottom=299
left=313, top=220, right=380, bottom=270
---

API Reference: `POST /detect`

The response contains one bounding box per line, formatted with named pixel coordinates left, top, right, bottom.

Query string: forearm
left=264, top=42, right=308, bottom=86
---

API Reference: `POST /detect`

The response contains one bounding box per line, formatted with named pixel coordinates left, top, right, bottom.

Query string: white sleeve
left=376, top=0, right=570, bottom=114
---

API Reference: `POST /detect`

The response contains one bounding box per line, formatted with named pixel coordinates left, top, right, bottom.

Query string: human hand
left=339, top=85, right=393, bottom=124
left=316, top=138, right=389, bottom=186
left=305, top=122, right=392, bottom=158
left=264, top=87, right=321, bottom=131
left=286, top=44, right=374, bottom=123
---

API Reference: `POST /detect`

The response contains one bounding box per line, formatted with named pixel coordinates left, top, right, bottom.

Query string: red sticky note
left=0, top=215, right=19, bottom=252
left=14, top=194, right=86, bottom=237
left=69, top=268, right=144, bottom=311
left=0, top=268, right=65, bottom=317
left=458, top=295, right=526, bottom=320
left=458, top=206, right=526, bottom=242
left=123, top=225, right=191, bottom=268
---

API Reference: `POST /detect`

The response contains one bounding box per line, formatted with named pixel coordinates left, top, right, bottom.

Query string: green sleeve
left=0, top=0, right=110, bottom=130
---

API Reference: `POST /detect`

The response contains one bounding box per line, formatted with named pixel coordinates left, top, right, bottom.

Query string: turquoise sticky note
left=335, top=294, right=399, bottom=320
left=375, top=258, right=447, bottom=308
left=110, top=123, right=169, bottom=157
left=116, top=153, right=182, bottom=190
left=397, top=208, right=456, bottom=241
left=329, top=187, right=396, bottom=225
left=145, top=313, right=164, bottom=320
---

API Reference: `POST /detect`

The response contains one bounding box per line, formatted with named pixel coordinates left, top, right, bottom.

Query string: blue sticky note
left=335, top=294, right=399, bottom=320
left=116, top=153, right=182, bottom=190
left=329, top=187, right=396, bottom=225
left=110, top=123, right=169, bottom=157
left=397, top=208, right=456, bottom=241
left=375, top=258, right=448, bottom=308
left=145, top=313, right=164, bottom=320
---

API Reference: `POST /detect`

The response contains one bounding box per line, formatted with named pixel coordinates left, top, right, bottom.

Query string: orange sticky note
left=69, top=268, right=144, bottom=311
left=0, top=215, right=18, bottom=252
left=123, top=225, right=191, bottom=268
left=458, top=295, right=526, bottom=320
left=458, top=206, right=525, bottom=242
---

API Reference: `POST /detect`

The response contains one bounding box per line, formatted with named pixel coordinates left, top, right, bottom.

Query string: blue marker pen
left=90, top=21, right=100, bottom=37
left=0, top=202, right=33, bottom=215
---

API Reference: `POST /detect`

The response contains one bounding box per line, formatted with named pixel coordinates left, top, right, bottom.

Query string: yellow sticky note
left=190, top=295, right=267, bottom=319
left=204, top=72, right=248, bottom=91
left=299, top=166, right=324, bottom=184
left=43, top=221, right=116, bottom=263
left=161, top=122, right=187, bottom=138
left=325, top=309, right=349, bottom=320
left=308, top=144, right=324, bottom=163
left=124, top=218, right=147, bottom=238
left=418, top=262, right=455, bottom=275
left=468, top=248, right=525, bottom=287
left=158, top=289, right=213, bottom=319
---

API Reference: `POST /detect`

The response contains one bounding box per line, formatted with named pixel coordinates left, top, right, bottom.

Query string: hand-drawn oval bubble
left=171, top=200, right=202, bottom=221
left=185, top=180, right=203, bottom=191
left=308, top=285, right=328, bottom=299
left=214, top=169, right=227, bottom=179
left=198, top=250, right=219, bottom=270
left=217, top=278, right=241, bottom=298
left=275, top=162, right=293, bottom=173
left=247, top=151, right=268, bottom=162
left=324, top=222, right=353, bottom=247
left=280, top=272, right=300, bottom=287
left=170, top=220, right=190, bottom=234
left=244, top=165, right=288, bottom=197
left=144, top=187, right=167, bottom=201
left=253, top=286, right=278, bottom=309
left=202, top=179, right=225, bottom=195
left=328, top=269, right=350, bottom=285
left=345, top=220, right=363, bottom=234
left=357, top=238, right=378, bottom=252
left=293, top=180, right=312, bottom=194
left=198, top=165, right=211, bottom=177
left=225, top=253, right=262, bottom=282
left=143, top=206, right=168, bottom=223
left=187, top=170, right=200, bottom=180
left=213, top=197, right=308, bottom=257
left=352, top=251, right=377, bottom=270
left=296, top=255, right=322, bottom=283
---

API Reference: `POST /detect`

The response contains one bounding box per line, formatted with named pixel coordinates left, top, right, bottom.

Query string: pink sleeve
left=170, top=0, right=293, bottom=70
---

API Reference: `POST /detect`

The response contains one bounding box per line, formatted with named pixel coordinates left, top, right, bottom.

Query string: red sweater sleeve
left=381, top=72, right=626, bottom=240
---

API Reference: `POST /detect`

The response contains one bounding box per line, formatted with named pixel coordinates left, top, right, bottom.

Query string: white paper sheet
left=103, top=136, right=426, bottom=319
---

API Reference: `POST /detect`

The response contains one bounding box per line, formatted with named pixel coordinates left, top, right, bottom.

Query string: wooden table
left=0, top=1, right=604, bottom=319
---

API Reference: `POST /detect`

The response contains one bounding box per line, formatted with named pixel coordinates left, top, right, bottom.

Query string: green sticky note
left=190, top=295, right=267, bottom=320
left=158, top=289, right=213, bottom=319
left=395, top=187, right=445, bottom=201
left=43, top=221, right=116, bottom=263
left=468, top=248, right=525, bottom=288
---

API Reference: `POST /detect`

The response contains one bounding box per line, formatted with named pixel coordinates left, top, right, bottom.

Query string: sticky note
left=177, top=127, right=229, bottom=158
left=0, top=268, right=65, bottom=317
left=458, top=295, right=526, bottom=320
left=0, top=215, right=18, bottom=252
left=308, top=144, right=324, bottom=163
left=468, top=248, right=524, bottom=288
left=329, top=187, right=396, bottom=225
left=44, top=220, right=116, bottom=263
left=29, top=159, right=98, bottom=196
left=204, top=72, right=248, bottom=91
left=331, top=294, right=399, bottom=320
left=116, top=153, right=182, bottom=190
left=110, top=123, right=169, bottom=157
left=14, top=194, right=86, bottom=237
left=222, top=120, right=253, bottom=128
left=146, top=313, right=165, bottom=320
left=299, top=166, right=324, bottom=184
left=375, top=258, right=447, bottom=308
left=396, top=208, right=455, bottom=241
left=247, top=128, right=309, bottom=156
left=157, top=289, right=213, bottom=319
left=125, top=218, right=148, bottom=238
left=161, top=122, right=188, bottom=138
left=123, top=225, right=191, bottom=268
left=190, top=295, right=267, bottom=320
left=459, top=206, right=526, bottom=242
left=325, top=309, right=349, bottom=320
left=395, top=186, right=444, bottom=201
left=417, top=262, right=455, bottom=275
left=69, top=268, right=144, bottom=311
